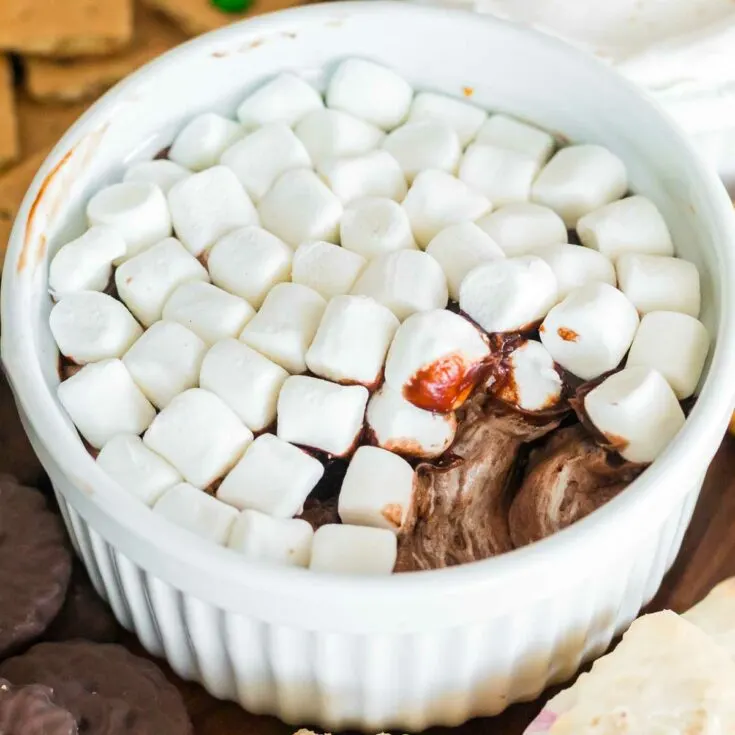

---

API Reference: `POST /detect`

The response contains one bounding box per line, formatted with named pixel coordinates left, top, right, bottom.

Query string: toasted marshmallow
left=326, top=59, right=413, bottom=131
left=87, top=182, right=172, bottom=261
left=123, top=159, right=191, bottom=194
left=532, top=144, right=628, bottom=227
left=475, top=114, right=555, bottom=168
left=115, top=237, right=209, bottom=327
left=584, top=366, right=686, bottom=463
left=291, top=240, right=366, bottom=299
left=97, top=434, right=181, bottom=506
left=382, top=120, right=461, bottom=182
left=237, top=72, right=323, bottom=129
left=384, top=309, right=489, bottom=412
left=309, top=524, right=397, bottom=575
left=407, top=92, right=487, bottom=148
left=626, top=311, right=710, bottom=400
left=616, top=254, right=701, bottom=317
left=402, top=170, right=490, bottom=248
left=240, top=283, right=326, bottom=374
left=459, top=143, right=539, bottom=205
left=50, top=291, right=142, bottom=364
left=208, top=226, right=292, bottom=309
left=351, top=250, right=448, bottom=321
left=258, top=169, right=343, bottom=248
left=531, top=243, right=616, bottom=299
left=227, top=510, right=314, bottom=567
left=58, top=359, right=155, bottom=449
left=366, top=383, right=457, bottom=459
left=540, top=282, right=639, bottom=380
left=306, top=295, right=399, bottom=387
left=49, top=226, right=126, bottom=297
left=459, top=256, right=558, bottom=333
left=340, top=197, right=416, bottom=259
left=318, top=150, right=407, bottom=204
left=277, top=375, right=369, bottom=457
left=425, top=222, right=505, bottom=300
left=217, top=433, right=324, bottom=517
left=169, top=113, right=243, bottom=172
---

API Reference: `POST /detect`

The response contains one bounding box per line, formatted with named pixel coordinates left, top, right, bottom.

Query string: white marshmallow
left=459, top=256, right=558, bottom=333
left=577, top=195, right=674, bottom=261
left=123, top=159, right=191, bottom=194
left=318, top=150, right=407, bottom=204
left=366, top=383, right=457, bottom=459
left=144, top=388, right=253, bottom=488
left=199, top=338, right=288, bottom=432
left=584, top=366, right=686, bottom=463
left=382, top=121, right=461, bottom=182
left=50, top=291, right=142, bottom=364
left=291, top=240, right=366, bottom=299
left=277, top=375, right=369, bottom=457
left=309, top=524, right=397, bottom=575
left=616, top=254, right=701, bottom=317
left=97, top=434, right=181, bottom=506
left=530, top=243, right=616, bottom=299
left=326, top=59, right=413, bottom=131
left=408, top=92, right=487, bottom=148
left=168, top=166, right=258, bottom=257
left=402, top=170, right=490, bottom=248
left=626, top=311, right=710, bottom=400
left=227, top=510, right=314, bottom=567
left=475, top=114, right=555, bottom=167
left=258, top=169, right=343, bottom=248
left=340, top=197, right=416, bottom=259
left=123, top=321, right=207, bottom=409
left=532, top=144, right=628, bottom=227
left=49, top=226, right=126, bottom=297
left=220, top=123, right=311, bottom=202
left=540, top=282, right=639, bottom=380
left=162, top=281, right=254, bottom=345
left=425, top=222, right=505, bottom=300
left=115, top=237, right=209, bottom=327
left=58, top=359, right=155, bottom=449
left=240, top=283, right=326, bottom=374
left=207, top=226, right=292, bottom=309
left=217, top=433, right=323, bottom=517
left=237, top=72, right=323, bottom=129
left=168, top=113, right=243, bottom=172
left=351, top=250, right=448, bottom=321
left=384, top=309, right=490, bottom=412
left=459, top=143, right=539, bottom=205
left=306, top=295, right=399, bottom=387
left=87, top=182, right=172, bottom=261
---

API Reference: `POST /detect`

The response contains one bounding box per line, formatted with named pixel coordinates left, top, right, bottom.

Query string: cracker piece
left=0, top=57, right=19, bottom=170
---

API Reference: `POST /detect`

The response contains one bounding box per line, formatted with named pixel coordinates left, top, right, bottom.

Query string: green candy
left=211, top=0, right=253, bottom=13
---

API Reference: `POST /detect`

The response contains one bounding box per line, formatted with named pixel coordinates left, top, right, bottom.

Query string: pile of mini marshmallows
left=48, top=58, right=709, bottom=575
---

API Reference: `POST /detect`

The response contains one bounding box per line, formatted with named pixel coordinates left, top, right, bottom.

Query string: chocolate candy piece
left=0, top=678, right=76, bottom=735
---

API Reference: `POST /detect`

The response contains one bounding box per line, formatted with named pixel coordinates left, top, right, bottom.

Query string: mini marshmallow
left=227, top=510, right=314, bottom=567
left=531, top=243, right=616, bottom=299
left=58, top=359, right=155, bottom=449
left=317, top=150, right=407, bottom=204
left=217, top=433, right=323, bottom=516
left=306, top=295, right=399, bottom=387
left=326, top=58, right=413, bottom=131
left=577, top=195, right=674, bottom=260
left=277, top=375, right=369, bottom=457
left=309, top=524, right=397, bottom=575
left=50, top=291, right=142, bottom=364
left=220, top=123, right=311, bottom=202
left=97, top=434, right=181, bottom=506
left=123, top=159, right=191, bottom=194
left=208, top=226, right=292, bottom=309
left=475, top=114, right=555, bottom=167
left=168, top=166, right=258, bottom=256
left=237, top=72, right=323, bottom=129
left=532, top=144, right=628, bottom=227
left=199, top=338, right=288, bottom=432
left=144, top=388, right=253, bottom=488
left=584, top=366, right=686, bottom=463
left=351, top=250, right=448, bottom=321
left=340, top=197, right=416, bottom=259
left=407, top=92, right=487, bottom=148
left=459, top=143, right=539, bottom=205
left=384, top=309, right=489, bottom=412
left=240, top=283, right=326, bottom=374
left=115, top=237, right=209, bottom=327
left=382, top=121, right=461, bottom=182
left=402, top=170, right=490, bottom=248
left=291, top=240, right=366, bottom=299
left=123, top=321, right=207, bottom=409
left=258, top=169, right=343, bottom=248
left=168, top=112, right=243, bottom=172
left=425, top=222, right=505, bottom=300
left=87, top=182, right=172, bottom=261
left=459, top=256, right=558, bottom=333
left=616, top=254, right=701, bottom=317
left=162, top=281, right=254, bottom=344
left=366, top=383, right=457, bottom=459
left=476, top=202, right=568, bottom=256
left=540, top=282, right=639, bottom=380
left=626, top=311, right=710, bottom=400
left=153, top=482, right=238, bottom=545
left=49, top=226, right=126, bottom=297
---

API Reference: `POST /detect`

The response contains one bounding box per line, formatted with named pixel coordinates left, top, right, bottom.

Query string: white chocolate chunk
left=318, top=150, right=407, bottom=204
left=382, top=120, right=461, bottom=182
left=309, top=524, right=397, bottom=574
left=459, top=143, right=539, bottom=205
left=408, top=92, right=487, bottom=148
left=475, top=114, right=555, bottom=167
left=291, top=240, right=366, bottom=299
left=531, top=243, right=616, bottom=299
left=237, top=72, right=323, bottom=129
left=340, top=197, right=416, bottom=259
left=169, top=113, right=243, bottom=172
left=123, top=159, right=191, bottom=194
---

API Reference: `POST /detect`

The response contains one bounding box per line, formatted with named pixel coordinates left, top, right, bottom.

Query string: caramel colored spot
left=603, top=432, right=629, bottom=451
left=557, top=327, right=579, bottom=342
left=403, top=353, right=485, bottom=412
left=381, top=503, right=403, bottom=528
left=462, top=86, right=474, bottom=97
left=539, top=324, right=546, bottom=334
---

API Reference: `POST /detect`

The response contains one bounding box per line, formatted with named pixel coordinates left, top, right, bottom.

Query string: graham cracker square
left=0, top=57, right=19, bottom=170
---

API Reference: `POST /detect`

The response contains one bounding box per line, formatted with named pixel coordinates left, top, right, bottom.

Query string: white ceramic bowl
left=3, top=2, right=735, bottom=730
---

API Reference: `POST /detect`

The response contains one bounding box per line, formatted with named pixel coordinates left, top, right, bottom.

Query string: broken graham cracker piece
left=0, top=57, right=19, bottom=170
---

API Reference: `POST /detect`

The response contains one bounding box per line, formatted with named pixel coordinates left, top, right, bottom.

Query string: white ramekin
left=3, top=3, right=735, bottom=730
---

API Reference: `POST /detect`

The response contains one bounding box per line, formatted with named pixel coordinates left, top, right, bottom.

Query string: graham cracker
left=16, top=96, right=90, bottom=159
left=0, top=57, right=19, bottom=170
